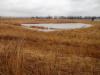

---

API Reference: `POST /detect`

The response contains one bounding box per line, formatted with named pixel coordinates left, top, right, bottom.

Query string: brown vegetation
left=0, top=18, right=100, bottom=75
left=31, top=26, right=48, bottom=29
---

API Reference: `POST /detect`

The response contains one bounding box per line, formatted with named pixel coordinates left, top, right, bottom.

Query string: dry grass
left=0, top=18, right=100, bottom=75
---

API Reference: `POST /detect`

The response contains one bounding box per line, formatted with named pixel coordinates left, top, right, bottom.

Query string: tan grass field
left=0, top=18, right=100, bottom=75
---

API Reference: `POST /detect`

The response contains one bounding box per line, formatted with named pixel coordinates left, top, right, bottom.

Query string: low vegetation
left=0, top=18, right=100, bottom=75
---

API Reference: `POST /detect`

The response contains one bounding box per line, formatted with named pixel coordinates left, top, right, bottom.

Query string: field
left=0, top=18, right=100, bottom=75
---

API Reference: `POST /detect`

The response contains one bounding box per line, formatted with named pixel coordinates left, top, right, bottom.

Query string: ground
left=0, top=18, right=100, bottom=75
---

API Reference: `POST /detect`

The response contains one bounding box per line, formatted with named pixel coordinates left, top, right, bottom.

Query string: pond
left=21, top=23, right=92, bottom=32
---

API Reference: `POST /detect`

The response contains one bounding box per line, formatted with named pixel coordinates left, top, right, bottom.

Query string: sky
left=0, top=0, right=100, bottom=17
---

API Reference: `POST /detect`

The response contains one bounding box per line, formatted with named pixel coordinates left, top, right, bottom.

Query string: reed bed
left=0, top=18, right=100, bottom=75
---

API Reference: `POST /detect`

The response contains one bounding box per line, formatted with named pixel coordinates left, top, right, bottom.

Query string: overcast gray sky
left=0, top=0, right=100, bottom=17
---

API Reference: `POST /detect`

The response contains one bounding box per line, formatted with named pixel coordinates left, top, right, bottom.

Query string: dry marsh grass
left=0, top=18, right=100, bottom=75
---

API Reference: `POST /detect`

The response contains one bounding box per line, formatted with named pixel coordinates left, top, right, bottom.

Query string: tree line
left=0, top=16, right=100, bottom=20
left=32, top=16, right=100, bottom=19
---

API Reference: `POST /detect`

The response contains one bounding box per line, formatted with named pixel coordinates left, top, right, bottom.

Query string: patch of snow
left=21, top=23, right=92, bottom=32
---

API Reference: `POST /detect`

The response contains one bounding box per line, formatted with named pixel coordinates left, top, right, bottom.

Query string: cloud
left=0, top=0, right=100, bottom=17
